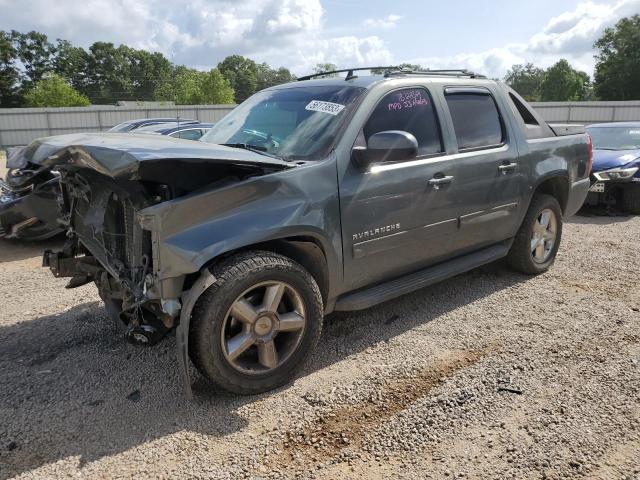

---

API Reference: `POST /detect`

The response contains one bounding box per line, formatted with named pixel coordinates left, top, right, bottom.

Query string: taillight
left=586, top=134, right=593, bottom=176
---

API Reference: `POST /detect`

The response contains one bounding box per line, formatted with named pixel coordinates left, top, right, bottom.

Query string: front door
left=339, top=86, right=460, bottom=292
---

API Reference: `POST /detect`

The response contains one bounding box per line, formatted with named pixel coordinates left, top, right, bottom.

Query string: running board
left=334, top=242, right=510, bottom=311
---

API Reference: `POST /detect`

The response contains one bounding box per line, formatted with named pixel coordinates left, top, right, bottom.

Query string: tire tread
left=189, top=250, right=323, bottom=395
left=507, top=193, right=563, bottom=275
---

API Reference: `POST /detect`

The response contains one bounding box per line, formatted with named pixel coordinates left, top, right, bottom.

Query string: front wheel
left=507, top=193, right=563, bottom=274
left=189, top=251, right=323, bottom=395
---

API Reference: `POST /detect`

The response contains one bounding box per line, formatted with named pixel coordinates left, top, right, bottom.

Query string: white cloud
left=0, top=0, right=636, bottom=79
left=0, top=0, right=391, bottom=75
left=407, top=0, right=640, bottom=79
left=363, top=14, right=403, bottom=29
left=298, top=36, right=393, bottom=69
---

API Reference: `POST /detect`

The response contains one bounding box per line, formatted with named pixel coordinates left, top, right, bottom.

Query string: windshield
left=587, top=126, right=640, bottom=150
left=200, top=85, right=365, bottom=160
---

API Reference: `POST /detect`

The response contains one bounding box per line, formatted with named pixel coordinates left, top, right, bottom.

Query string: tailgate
left=548, top=123, right=586, bottom=136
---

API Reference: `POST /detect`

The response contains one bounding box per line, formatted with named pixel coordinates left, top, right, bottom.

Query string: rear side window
left=364, top=88, right=442, bottom=156
left=173, top=129, right=203, bottom=140
left=508, top=93, right=538, bottom=126
left=445, top=92, right=503, bottom=150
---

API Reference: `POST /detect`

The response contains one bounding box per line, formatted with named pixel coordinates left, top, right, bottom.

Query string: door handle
left=428, top=175, right=454, bottom=190
left=498, top=163, right=517, bottom=174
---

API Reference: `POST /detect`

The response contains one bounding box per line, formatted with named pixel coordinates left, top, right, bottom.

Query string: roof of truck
left=270, top=67, right=496, bottom=91
left=271, top=74, right=497, bottom=91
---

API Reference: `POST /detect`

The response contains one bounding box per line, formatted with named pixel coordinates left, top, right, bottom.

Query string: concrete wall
left=0, top=104, right=236, bottom=149
left=530, top=100, right=640, bottom=125
left=2, top=101, right=640, bottom=149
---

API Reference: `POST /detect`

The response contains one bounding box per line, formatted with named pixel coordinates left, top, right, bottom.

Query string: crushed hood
left=12, top=132, right=293, bottom=179
left=591, top=148, right=640, bottom=172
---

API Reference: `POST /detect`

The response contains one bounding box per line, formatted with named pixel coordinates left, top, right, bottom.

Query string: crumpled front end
left=0, top=165, right=63, bottom=240
left=35, top=133, right=290, bottom=345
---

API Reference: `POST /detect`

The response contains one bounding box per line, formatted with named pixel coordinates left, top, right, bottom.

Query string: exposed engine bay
left=28, top=133, right=292, bottom=345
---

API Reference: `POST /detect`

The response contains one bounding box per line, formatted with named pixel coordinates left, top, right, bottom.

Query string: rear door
left=339, top=86, right=460, bottom=291
left=441, top=87, right=523, bottom=250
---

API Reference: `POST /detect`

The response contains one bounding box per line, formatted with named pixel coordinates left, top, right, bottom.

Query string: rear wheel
left=622, top=185, right=640, bottom=214
left=507, top=194, right=563, bottom=274
left=189, top=251, right=323, bottom=395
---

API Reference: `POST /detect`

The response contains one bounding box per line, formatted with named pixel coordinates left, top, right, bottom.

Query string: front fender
left=138, top=158, right=342, bottom=292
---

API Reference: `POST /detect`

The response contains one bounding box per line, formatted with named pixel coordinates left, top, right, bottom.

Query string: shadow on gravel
left=569, top=205, right=635, bottom=225
left=0, top=260, right=526, bottom=478
left=0, top=236, right=64, bottom=264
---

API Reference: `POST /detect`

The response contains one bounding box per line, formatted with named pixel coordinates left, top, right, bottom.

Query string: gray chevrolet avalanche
left=22, top=68, right=591, bottom=395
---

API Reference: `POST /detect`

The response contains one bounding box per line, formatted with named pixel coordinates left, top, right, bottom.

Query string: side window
left=445, top=92, right=504, bottom=150
left=363, top=88, right=442, bottom=156
left=175, top=129, right=203, bottom=140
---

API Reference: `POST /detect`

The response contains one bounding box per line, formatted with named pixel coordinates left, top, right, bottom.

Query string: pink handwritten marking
left=387, top=89, right=429, bottom=111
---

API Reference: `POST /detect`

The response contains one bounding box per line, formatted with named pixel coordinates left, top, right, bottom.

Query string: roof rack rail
left=384, top=69, right=487, bottom=79
left=297, top=66, right=397, bottom=81
left=297, top=66, right=487, bottom=82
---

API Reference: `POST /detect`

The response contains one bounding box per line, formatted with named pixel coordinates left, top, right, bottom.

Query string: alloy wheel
left=220, top=281, right=306, bottom=374
left=531, top=208, right=557, bottom=263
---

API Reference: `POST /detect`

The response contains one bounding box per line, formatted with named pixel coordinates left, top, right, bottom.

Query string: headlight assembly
left=593, top=166, right=639, bottom=181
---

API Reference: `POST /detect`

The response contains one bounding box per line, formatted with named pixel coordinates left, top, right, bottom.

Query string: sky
left=1, top=0, right=638, bottom=79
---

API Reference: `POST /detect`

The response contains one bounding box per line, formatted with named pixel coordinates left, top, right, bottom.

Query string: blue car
left=585, top=122, right=640, bottom=214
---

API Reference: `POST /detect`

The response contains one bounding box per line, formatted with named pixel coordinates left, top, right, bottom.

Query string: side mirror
left=352, top=130, right=418, bottom=168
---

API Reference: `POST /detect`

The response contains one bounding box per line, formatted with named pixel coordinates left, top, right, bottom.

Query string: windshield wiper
left=221, top=143, right=286, bottom=161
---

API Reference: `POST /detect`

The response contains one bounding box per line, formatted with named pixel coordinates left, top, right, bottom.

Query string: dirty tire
left=189, top=251, right=323, bottom=395
left=622, top=186, right=640, bottom=215
left=507, top=193, right=563, bottom=274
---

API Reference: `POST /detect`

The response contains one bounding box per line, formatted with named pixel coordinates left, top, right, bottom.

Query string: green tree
left=23, top=73, right=91, bottom=107
left=84, top=42, right=134, bottom=103
left=154, top=67, right=235, bottom=104
left=540, top=59, right=590, bottom=101
left=594, top=15, right=640, bottom=100
left=53, top=39, right=90, bottom=91
left=370, top=63, right=420, bottom=74
left=11, top=30, right=55, bottom=88
left=0, top=30, right=21, bottom=107
left=129, top=49, right=173, bottom=100
left=504, top=63, right=546, bottom=101
left=255, top=63, right=296, bottom=90
left=201, top=68, right=235, bottom=103
left=217, top=55, right=258, bottom=103
left=312, top=63, right=338, bottom=77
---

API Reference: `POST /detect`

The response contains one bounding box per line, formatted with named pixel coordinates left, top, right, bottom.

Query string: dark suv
left=23, top=68, right=591, bottom=395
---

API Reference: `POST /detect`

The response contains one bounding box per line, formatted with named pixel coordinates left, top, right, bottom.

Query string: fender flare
left=176, top=267, right=216, bottom=399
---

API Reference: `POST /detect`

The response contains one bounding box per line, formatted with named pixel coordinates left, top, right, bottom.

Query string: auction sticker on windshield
left=305, top=100, right=346, bottom=116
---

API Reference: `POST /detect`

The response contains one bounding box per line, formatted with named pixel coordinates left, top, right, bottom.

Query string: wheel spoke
left=531, top=237, right=539, bottom=252
left=258, top=340, right=278, bottom=368
left=539, top=211, right=550, bottom=228
left=535, top=243, right=545, bottom=259
left=263, top=283, right=285, bottom=313
left=533, top=221, right=544, bottom=235
left=279, top=312, right=305, bottom=332
left=543, top=230, right=555, bottom=241
left=230, top=299, right=258, bottom=325
left=227, top=332, right=255, bottom=360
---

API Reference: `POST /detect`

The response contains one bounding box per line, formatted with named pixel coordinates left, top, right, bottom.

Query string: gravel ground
left=1, top=211, right=639, bottom=479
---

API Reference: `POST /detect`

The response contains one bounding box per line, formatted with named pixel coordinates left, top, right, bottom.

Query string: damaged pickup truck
left=29, top=68, right=591, bottom=395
